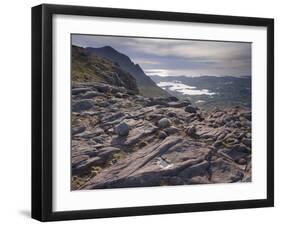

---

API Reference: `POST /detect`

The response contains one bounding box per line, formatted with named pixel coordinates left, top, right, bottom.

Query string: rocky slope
left=84, top=46, right=169, bottom=97
left=72, top=45, right=139, bottom=94
left=71, top=82, right=252, bottom=190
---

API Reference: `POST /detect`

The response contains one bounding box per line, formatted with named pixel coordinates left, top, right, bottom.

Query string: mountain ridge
left=72, top=45, right=139, bottom=94
left=84, top=46, right=169, bottom=97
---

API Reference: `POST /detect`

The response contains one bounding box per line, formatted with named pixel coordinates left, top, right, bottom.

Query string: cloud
left=133, top=59, right=161, bottom=66
left=72, top=34, right=251, bottom=77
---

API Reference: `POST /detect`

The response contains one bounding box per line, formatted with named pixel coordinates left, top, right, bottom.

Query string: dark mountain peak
left=100, top=45, right=117, bottom=51
left=86, top=46, right=133, bottom=66
left=93, top=45, right=121, bottom=55
left=134, top=63, right=145, bottom=73
left=87, top=45, right=129, bottom=58
left=71, top=45, right=139, bottom=93
left=135, top=63, right=142, bottom=70
left=81, top=45, right=169, bottom=97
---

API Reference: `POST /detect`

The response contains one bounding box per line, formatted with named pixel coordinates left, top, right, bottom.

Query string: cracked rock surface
left=71, top=82, right=252, bottom=190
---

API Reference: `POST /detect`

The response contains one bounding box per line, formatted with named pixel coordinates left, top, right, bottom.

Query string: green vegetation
left=204, top=139, right=214, bottom=145
left=222, top=142, right=233, bottom=148
left=72, top=47, right=105, bottom=83
left=138, top=141, right=148, bottom=148
left=72, top=45, right=139, bottom=93
left=71, top=175, right=86, bottom=190
left=107, top=152, right=126, bottom=166
left=90, top=166, right=102, bottom=177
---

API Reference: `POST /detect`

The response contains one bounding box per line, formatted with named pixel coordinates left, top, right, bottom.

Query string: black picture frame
left=32, top=4, right=274, bottom=222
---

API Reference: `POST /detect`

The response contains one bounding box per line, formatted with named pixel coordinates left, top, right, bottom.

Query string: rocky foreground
left=71, top=82, right=252, bottom=190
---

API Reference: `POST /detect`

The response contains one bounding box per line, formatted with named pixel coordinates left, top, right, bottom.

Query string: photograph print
left=71, top=34, right=252, bottom=190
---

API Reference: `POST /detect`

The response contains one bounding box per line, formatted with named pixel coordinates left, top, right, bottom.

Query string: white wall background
left=0, top=0, right=279, bottom=225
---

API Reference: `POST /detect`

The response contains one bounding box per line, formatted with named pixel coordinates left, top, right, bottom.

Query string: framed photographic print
left=32, top=4, right=274, bottom=221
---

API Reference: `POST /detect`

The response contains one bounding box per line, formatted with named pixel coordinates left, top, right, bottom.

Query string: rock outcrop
left=74, top=45, right=169, bottom=98
left=71, top=82, right=252, bottom=190
left=72, top=45, right=139, bottom=95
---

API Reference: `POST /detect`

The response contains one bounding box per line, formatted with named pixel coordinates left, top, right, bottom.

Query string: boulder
left=72, top=99, right=94, bottom=112
left=167, top=112, right=177, bottom=117
left=158, top=118, right=171, bottom=128
left=159, top=131, right=168, bottom=139
left=237, top=158, right=247, bottom=165
left=115, top=122, right=130, bottom=136
left=164, top=126, right=179, bottom=135
left=185, top=106, right=197, bottom=113
left=115, top=92, right=124, bottom=98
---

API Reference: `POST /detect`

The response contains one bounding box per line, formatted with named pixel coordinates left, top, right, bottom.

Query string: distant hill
left=72, top=45, right=139, bottom=93
left=150, top=75, right=251, bottom=109
left=85, top=46, right=169, bottom=97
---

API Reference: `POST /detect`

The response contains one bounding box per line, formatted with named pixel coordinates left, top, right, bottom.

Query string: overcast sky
left=72, top=34, right=251, bottom=77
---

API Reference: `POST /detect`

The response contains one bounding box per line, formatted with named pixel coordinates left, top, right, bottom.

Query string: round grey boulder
left=167, top=112, right=177, bottom=118
left=185, top=106, right=197, bottom=113
left=159, top=131, right=168, bottom=139
left=164, top=126, right=179, bottom=135
left=115, top=92, right=124, bottom=98
left=115, top=122, right=130, bottom=136
left=158, top=118, right=171, bottom=128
